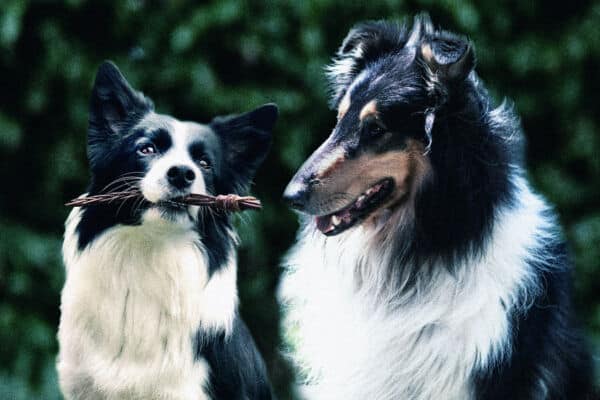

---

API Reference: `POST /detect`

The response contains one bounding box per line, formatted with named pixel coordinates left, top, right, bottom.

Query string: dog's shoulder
left=474, top=226, right=594, bottom=399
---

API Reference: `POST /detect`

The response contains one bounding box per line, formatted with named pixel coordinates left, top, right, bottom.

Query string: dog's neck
left=281, top=176, right=549, bottom=399
left=63, top=206, right=239, bottom=333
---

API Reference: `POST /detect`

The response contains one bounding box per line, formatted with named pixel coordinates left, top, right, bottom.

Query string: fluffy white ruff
left=280, top=177, right=553, bottom=400
left=58, top=207, right=238, bottom=400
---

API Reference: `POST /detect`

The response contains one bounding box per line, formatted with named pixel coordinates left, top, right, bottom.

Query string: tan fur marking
left=308, top=139, right=432, bottom=219
left=318, top=156, right=346, bottom=179
left=315, top=147, right=347, bottom=180
left=421, top=43, right=434, bottom=63
left=359, top=100, right=378, bottom=121
left=370, top=139, right=432, bottom=232
left=338, top=92, right=351, bottom=120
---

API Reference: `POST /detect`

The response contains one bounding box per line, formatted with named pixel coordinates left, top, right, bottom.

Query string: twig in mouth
left=179, top=193, right=261, bottom=212
left=65, top=189, right=261, bottom=212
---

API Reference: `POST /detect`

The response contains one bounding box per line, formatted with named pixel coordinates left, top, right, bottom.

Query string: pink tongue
left=316, top=216, right=333, bottom=233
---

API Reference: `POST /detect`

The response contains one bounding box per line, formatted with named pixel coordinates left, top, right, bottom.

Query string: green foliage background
left=0, top=1, right=598, bottom=398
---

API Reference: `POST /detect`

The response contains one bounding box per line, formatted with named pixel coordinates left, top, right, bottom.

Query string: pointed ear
left=419, top=33, right=475, bottom=82
left=211, top=103, right=278, bottom=193
left=88, top=61, right=153, bottom=143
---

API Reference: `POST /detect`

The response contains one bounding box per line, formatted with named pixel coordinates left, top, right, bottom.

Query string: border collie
left=57, top=61, right=277, bottom=400
left=280, top=14, right=593, bottom=399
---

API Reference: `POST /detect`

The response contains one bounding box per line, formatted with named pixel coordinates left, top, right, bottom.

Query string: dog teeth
left=331, top=215, right=341, bottom=226
left=355, top=195, right=366, bottom=208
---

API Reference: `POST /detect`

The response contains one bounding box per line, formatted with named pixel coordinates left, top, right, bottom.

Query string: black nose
left=167, top=165, right=195, bottom=189
left=283, top=182, right=310, bottom=211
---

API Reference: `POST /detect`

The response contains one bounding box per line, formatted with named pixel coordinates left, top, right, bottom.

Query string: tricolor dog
left=57, top=62, right=277, bottom=400
left=280, top=15, right=593, bottom=400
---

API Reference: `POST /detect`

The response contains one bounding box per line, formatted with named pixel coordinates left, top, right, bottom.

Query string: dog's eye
left=137, top=143, right=156, bottom=156
left=363, top=119, right=386, bottom=138
left=369, top=125, right=385, bottom=137
left=199, top=159, right=211, bottom=169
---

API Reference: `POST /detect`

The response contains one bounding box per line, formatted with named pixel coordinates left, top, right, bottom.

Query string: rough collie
left=57, top=61, right=277, bottom=399
left=280, top=14, right=593, bottom=400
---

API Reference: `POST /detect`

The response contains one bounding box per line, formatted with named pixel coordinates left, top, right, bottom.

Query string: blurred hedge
left=0, top=1, right=598, bottom=399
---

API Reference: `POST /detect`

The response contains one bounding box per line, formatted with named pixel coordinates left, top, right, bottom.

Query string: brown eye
left=199, top=159, right=211, bottom=169
left=138, top=144, right=156, bottom=156
left=362, top=119, right=386, bottom=139
left=369, top=124, right=385, bottom=137
left=368, top=119, right=386, bottom=137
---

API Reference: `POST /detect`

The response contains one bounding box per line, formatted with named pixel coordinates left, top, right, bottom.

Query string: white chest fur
left=280, top=179, right=549, bottom=400
left=58, top=208, right=238, bottom=400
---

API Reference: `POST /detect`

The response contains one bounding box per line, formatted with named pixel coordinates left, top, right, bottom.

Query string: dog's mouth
left=153, top=198, right=190, bottom=213
left=158, top=200, right=187, bottom=208
left=315, top=178, right=395, bottom=236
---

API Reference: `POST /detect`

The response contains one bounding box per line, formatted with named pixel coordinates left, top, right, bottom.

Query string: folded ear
left=419, top=33, right=475, bottom=83
left=88, top=61, right=153, bottom=148
left=210, top=103, right=278, bottom=193
left=326, top=21, right=406, bottom=107
left=416, top=31, right=474, bottom=153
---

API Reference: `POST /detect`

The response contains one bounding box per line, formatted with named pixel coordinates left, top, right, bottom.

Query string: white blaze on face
left=139, top=118, right=207, bottom=203
left=136, top=116, right=210, bottom=225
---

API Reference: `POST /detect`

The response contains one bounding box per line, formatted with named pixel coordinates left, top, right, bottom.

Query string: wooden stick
left=179, top=194, right=261, bottom=211
left=65, top=189, right=261, bottom=212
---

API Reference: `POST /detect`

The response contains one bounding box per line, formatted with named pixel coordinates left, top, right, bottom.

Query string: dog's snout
left=283, top=181, right=311, bottom=211
left=284, top=137, right=338, bottom=213
left=167, top=165, right=195, bottom=189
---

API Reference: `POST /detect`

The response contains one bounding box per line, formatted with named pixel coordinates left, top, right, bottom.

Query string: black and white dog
left=280, top=15, right=593, bottom=399
left=57, top=62, right=276, bottom=400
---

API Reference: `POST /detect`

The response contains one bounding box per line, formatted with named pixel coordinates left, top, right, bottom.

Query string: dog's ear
left=418, top=32, right=475, bottom=84
left=415, top=29, right=475, bottom=152
left=405, top=13, right=434, bottom=47
left=210, top=103, right=278, bottom=193
left=88, top=61, right=153, bottom=143
left=326, top=21, right=406, bottom=107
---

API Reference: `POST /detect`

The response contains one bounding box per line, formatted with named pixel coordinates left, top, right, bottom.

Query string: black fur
left=474, top=230, right=593, bottom=399
left=210, top=106, right=276, bottom=194
left=291, top=16, right=516, bottom=268
left=77, top=63, right=155, bottom=249
left=286, top=14, right=594, bottom=399
left=77, top=61, right=277, bottom=251
left=75, top=61, right=277, bottom=399
left=195, top=316, right=274, bottom=400
left=197, top=212, right=234, bottom=276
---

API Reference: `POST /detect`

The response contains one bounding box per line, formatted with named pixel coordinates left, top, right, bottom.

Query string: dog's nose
left=283, top=181, right=310, bottom=211
left=167, top=165, right=195, bottom=189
